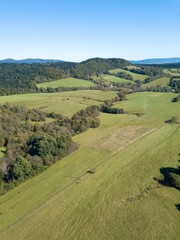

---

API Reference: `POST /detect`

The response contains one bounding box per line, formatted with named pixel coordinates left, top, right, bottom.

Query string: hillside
left=0, top=90, right=117, bottom=116
left=0, top=91, right=180, bottom=240
left=0, top=58, right=130, bottom=95
left=142, top=77, right=170, bottom=89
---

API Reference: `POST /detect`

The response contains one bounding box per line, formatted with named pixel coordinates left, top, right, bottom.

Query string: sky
left=0, top=0, right=180, bottom=61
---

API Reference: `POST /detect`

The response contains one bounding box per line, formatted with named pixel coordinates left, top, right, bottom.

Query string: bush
left=168, top=116, right=180, bottom=124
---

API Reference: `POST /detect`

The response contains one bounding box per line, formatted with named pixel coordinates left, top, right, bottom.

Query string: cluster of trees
left=124, top=65, right=164, bottom=84
left=0, top=104, right=100, bottom=193
left=169, top=78, right=180, bottom=92
left=0, top=58, right=130, bottom=96
left=101, top=105, right=124, bottom=114
left=142, top=85, right=172, bottom=92
left=161, top=159, right=180, bottom=190
left=124, top=65, right=163, bottom=78
left=100, top=89, right=127, bottom=114
left=112, top=71, right=133, bottom=80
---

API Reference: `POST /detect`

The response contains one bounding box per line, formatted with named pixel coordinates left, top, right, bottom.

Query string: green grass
left=109, top=68, right=148, bottom=81
left=0, top=90, right=117, bottom=116
left=92, top=74, right=134, bottom=84
left=101, top=74, right=134, bottom=84
left=163, top=68, right=180, bottom=77
left=0, top=147, right=6, bottom=157
left=0, top=92, right=180, bottom=240
left=37, top=78, right=96, bottom=88
left=126, top=65, right=141, bottom=70
left=142, top=77, right=170, bottom=89
left=115, top=92, right=180, bottom=127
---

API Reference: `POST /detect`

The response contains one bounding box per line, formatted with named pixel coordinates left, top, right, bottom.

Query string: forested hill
left=0, top=58, right=130, bottom=95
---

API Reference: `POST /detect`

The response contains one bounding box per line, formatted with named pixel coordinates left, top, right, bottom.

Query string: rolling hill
left=0, top=91, right=179, bottom=240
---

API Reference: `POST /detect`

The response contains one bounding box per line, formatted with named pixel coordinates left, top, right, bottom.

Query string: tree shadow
left=175, top=204, right=180, bottom=211
left=157, top=167, right=179, bottom=186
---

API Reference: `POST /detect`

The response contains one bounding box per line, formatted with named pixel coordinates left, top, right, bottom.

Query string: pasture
left=164, top=68, right=180, bottom=77
left=142, top=77, right=170, bottom=88
left=115, top=92, right=180, bottom=127
left=37, top=78, right=96, bottom=88
left=109, top=68, right=148, bottom=81
left=0, top=92, right=180, bottom=240
left=0, top=90, right=117, bottom=116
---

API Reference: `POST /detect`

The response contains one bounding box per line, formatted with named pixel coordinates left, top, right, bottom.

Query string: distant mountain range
left=130, top=58, right=180, bottom=65
left=0, top=58, right=64, bottom=64
left=1, top=57, right=180, bottom=65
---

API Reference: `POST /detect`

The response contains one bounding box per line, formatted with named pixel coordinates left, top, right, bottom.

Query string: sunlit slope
left=115, top=92, right=180, bottom=127
left=37, top=78, right=96, bottom=88
left=163, top=68, right=180, bottom=77
left=0, top=90, right=117, bottom=116
left=109, top=68, right=148, bottom=81
left=0, top=92, right=180, bottom=240
left=141, top=77, right=170, bottom=88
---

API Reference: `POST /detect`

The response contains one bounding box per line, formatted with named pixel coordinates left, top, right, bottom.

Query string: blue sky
left=0, top=0, right=180, bottom=61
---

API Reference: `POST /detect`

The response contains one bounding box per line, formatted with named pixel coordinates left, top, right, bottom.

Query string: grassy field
left=92, top=74, right=134, bottom=84
left=126, top=65, right=141, bottom=70
left=101, top=74, right=134, bottom=84
left=115, top=92, right=180, bottom=127
left=37, top=78, right=96, bottom=88
left=163, top=68, right=180, bottom=77
left=0, top=92, right=180, bottom=240
left=0, top=90, right=117, bottom=116
left=142, top=77, right=170, bottom=89
left=109, top=68, right=148, bottom=81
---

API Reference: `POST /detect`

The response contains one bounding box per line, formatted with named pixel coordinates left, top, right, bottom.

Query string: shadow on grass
left=160, top=167, right=179, bottom=180
left=175, top=204, right=180, bottom=211
left=155, top=167, right=179, bottom=186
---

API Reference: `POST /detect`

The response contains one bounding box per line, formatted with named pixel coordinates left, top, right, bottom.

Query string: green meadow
left=164, top=68, right=180, bottom=77
left=0, top=92, right=180, bottom=240
left=37, top=78, right=96, bottom=88
left=0, top=90, right=117, bottom=116
left=109, top=68, right=148, bottom=81
left=142, top=77, right=170, bottom=88
left=101, top=74, right=134, bottom=84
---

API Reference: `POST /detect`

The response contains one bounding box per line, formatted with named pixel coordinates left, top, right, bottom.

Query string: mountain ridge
left=0, top=58, right=64, bottom=64
left=130, top=57, right=180, bottom=65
